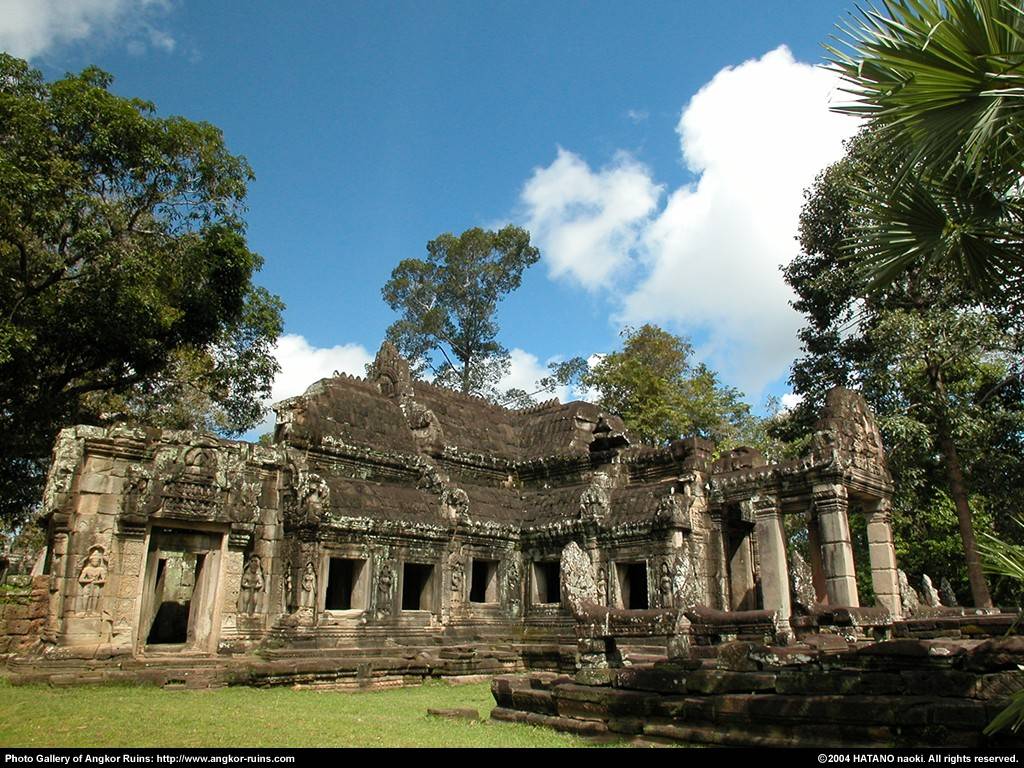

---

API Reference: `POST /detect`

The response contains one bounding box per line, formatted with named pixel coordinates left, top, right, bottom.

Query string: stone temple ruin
left=3, top=341, right=1022, bottom=747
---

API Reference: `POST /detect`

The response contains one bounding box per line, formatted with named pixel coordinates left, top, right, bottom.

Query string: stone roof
left=273, top=344, right=629, bottom=463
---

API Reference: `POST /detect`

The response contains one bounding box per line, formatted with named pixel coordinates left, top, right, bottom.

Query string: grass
left=0, top=679, right=606, bottom=748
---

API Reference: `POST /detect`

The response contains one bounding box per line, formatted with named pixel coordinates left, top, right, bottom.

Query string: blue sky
left=1, top=0, right=864, bottom=428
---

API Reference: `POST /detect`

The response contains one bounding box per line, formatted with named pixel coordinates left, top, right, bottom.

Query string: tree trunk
left=936, top=429, right=993, bottom=609
left=926, top=361, right=993, bottom=609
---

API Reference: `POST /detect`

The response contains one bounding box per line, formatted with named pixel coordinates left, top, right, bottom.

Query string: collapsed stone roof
left=271, top=341, right=630, bottom=463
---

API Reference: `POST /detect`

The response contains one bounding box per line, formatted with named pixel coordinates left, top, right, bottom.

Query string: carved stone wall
left=13, top=342, right=899, bottom=662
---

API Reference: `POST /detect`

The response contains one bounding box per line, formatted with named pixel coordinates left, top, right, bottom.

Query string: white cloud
left=246, top=334, right=373, bottom=439
left=500, top=348, right=570, bottom=404
left=521, top=148, right=662, bottom=290
left=519, top=46, right=858, bottom=398
left=0, top=0, right=175, bottom=60
left=270, top=334, right=373, bottom=405
left=780, top=392, right=804, bottom=412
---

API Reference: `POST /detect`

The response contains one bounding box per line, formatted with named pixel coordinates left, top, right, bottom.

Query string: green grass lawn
left=0, top=679, right=605, bottom=748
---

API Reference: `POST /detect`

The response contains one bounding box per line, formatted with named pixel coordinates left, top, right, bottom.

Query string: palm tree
left=827, top=0, right=1024, bottom=295
left=978, top=523, right=1024, bottom=736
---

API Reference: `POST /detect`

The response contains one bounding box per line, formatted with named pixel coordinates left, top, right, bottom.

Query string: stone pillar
left=753, top=495, right=791, bottom=638
left=707, top=511, right=729, bottom=611
left=44, top=529, right=69, bottom=643
left=864, top=498, right=901, bottom=618
left=805, top=509, right=829, bottom=604
left=113, top=532, right=146, bottom=651
left=813, top=484, right=859, bottom=607
left=728, top=527, right=756, bottom=611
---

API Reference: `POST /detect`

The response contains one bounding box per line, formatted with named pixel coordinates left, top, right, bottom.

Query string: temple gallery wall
left=4, top=341, right=1021, bottom=747
left=21, top=341, right=903, bottom=658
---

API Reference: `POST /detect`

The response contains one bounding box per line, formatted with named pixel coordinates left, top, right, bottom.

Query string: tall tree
left=0, top=55, right=283, bottom=529
left=381, top=225, right=539, bottom=397
left=827, top=0, right=1024, bottom=294
left=778, top=133, right=1024, bottom=607
left=563, top=324, right=761, bottom=448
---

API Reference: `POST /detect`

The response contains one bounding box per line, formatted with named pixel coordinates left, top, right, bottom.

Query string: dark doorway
left=401, top=562, right=435, bottom=611
left=325, top=558, right=366, bottom=610
left=616, top=561, right=649, bottom=609
left=533, top=560, right=561, bottom=604
left=146, top=552, right=202, bottom=645
left=140, top=528, right=223, bottom=653
left=469, top=559, right=498, bottom=603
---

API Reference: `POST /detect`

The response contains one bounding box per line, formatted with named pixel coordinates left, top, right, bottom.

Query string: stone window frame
left=318, top=548, right=370, bottom=615
left=399, top=558, right=439, bottom=613
left=529, top=558, right=562, bottom=608
left=468, top=556, right=501, bottom=605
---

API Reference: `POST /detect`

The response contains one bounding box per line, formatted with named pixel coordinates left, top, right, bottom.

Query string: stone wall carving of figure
left=121, top=464, right=152, bottom=516
left=77, top=545, right=108, bottom=614
left=283, top=560, right=294, bottom=611
left=298, top=472, right=330, bottom=526
left=596, top=567, right=608, bottom=605
left=376, top=563, right=394, bottom=617
left=234, top=480, right=261, bottom=524
left=450, top=555, right=465, bottom=598
left=579, top=484, right=610, bottom=523
left=239, top=555, right=264, bottom=613
left=502, top=558, right=522, bottom=616
left=659, top=561, right=673, bottom=608
left=300, top=561, right=317, bottom=608
left=440, top=487, right=470, bottom=523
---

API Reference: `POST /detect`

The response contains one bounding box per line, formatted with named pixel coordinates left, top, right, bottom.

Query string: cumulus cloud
left=521, top=148, right=662, bottom=290
left=498, top=348, right=571, bottom=404
left=270, top=334, right=374, bottom=405
left=520, top=46, right=858, bottom=397
left=0, top=0, right=176, bottom=59
left=245, top=334, right=373, bottom=439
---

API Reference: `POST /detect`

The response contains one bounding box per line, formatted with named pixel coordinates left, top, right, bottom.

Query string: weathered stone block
left=4, top=604, right=29, bottom=621
left=6, top=620, right=32, bottom=635
left=686, top=670, right=776, bottom=694
left=510, top=687, right=555, bottom=715
left=775, top=671, right=903, bottom=696
left=900, top=670, right=978, bottom=698
left=77, top=473, right=116, bottom=495
left=614, top=666, right=689, bottom=694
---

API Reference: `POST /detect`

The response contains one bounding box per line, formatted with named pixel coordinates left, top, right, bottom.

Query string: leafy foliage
left=0, top=55, right=283, bottom=529
left=827, top=0, right=1024, bottom=294
left=978, top=520, right=1024, bottom=736
left=777, top=132, right=1024, bottom=606
left=382, top=226, right=539, bottom=398
left=558, top=325, right=763, bottom=448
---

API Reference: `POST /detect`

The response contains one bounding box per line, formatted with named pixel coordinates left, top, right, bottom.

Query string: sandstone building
left=32, top=342, right=901, bottom=662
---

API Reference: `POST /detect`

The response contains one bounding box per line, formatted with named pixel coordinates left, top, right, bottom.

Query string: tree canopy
left=553, top=325, right=761, bottom=448
left=776, top=133, right=1024, bottom=607
left=828, top=0, right=1024, bottom=294
left=0, top=55, right=283, bottom=529
left=381, top=225, right=539, bottom=397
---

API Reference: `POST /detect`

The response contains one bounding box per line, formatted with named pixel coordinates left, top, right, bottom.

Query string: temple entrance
left=725, top=520, right=757, bottom=611
left=139, top=528, right=223, bottom=653
left=614, top=561, right=649, bottom=609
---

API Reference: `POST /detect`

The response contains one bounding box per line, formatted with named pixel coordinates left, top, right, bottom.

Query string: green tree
left=563, top=325, right=761, bottom=448
left=778, top=134, right=1024, bottom=608
left=827, top=0, right=1024, bottom=294
left=381, top=225, right=539, bottom=397
left=0, top=55, right=283, bottom=529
